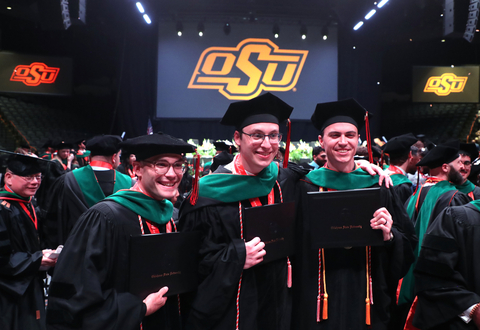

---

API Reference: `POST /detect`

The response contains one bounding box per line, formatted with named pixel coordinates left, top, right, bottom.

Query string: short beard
left=448, top=165, right=465, bottom=186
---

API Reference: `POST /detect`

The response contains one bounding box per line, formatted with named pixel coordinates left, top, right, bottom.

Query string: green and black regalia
left=46, top=190, right=183, bottom=330
left=0, top=189, right=47, bottom=330
left=41, top=165, right=132, bottom=248
left=292, top=167, right=417, bottom=330
left=178, top=161, right=306, bottom=330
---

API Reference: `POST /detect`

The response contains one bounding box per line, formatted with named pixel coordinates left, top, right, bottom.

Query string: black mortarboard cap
left=86, top=135, right=122, bottom=156
left=220, top=92, right=293, bottom=130
left=119, top=132, right=196, bottom=161
left=383, top=133, right=418, bottom=157
left=211, top=151, right=235, bottom=172
left=0, top=150, right=51, bottom=176
left=54, top=140, right=73, bottom=150
left=41, top=139, right=53, bottom=149
left=459, top=143, right=478, bottom=160
left=213, top=141, right=237, bottom=153
left=416, top=140, right=460, bottom=168
left=311, top=99, right=369, bottom=133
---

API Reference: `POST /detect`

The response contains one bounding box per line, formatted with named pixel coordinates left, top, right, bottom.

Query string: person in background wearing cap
left=412, top=199, right=480, bottom=329
left=398, top=141, right=471, bottom=329
left=74, top=139, right=90, bottom=168
left=210, top=140, right=237, bottom=173
left=451, top=143, right=480, bottom=201
left=46, top=133, right=195, bottom=330
left=383, top=133, right=424, bottom=205
left=0, top=151, right=57, bottom=330
left=179, top=93, right=387, bottom=330
left=40, top=140, right=55, bottom=160
left=52, top=141, right=75, bottom=173
left=41, top=135, right=132, bottom=249
left=293, top=99, right=416, bottom=330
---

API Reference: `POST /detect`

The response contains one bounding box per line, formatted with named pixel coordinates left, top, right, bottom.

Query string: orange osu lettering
left=423, top=73, right=468, bottom=96
left=10, top=62, right=60, bottom=87
left=188, top=38, right=309, bottom=100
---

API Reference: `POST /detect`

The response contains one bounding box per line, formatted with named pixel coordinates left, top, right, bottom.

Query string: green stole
left=0, top=190, right=31, bottom=202
left=390, top=174, right=412, bottom=187
left=470, top=199, right=480, bottom=212
left=399, top=180, right=458, bottom=305
left=106, top=190, right=173, bottom=225
left=72, top=165, right=132, bottom=208
left=455, top=180, right=475, bottom=195
left=305, top=167, right=379, bottom=190
left=197, top=162, right=278, bottom=203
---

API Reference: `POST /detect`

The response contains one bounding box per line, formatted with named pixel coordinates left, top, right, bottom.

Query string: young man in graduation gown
left=383, top=133, right=423, bottom=205
left=413, top=201, right=480, bottom=330
left=0, top=151, right=57, bottom=330
left=46, top=133, right=196, bottom=330
left=292, top=99, right=417, bottom=330
left=41, top=135, right=132, bottom=248
left=452, top=143, right=480, bottom=200
left=398, top=141, right=471, bottom=327
left=210, top=140, right=237, bottom=173
left=178, top=94, right=386, bottom=330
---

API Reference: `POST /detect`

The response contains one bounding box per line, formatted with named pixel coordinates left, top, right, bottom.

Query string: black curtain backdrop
left=113, top=24, right=383, bottom=142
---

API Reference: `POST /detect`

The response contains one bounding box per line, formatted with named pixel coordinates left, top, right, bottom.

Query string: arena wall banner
left=0, top=52, right=72, bottom=96
left=412, top=66, right=479, bottom=103
left=156, top=22, right=338, bottom=120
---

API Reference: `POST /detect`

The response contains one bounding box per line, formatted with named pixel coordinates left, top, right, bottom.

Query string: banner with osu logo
left=0, top=52, right=72, bottom=96
left=412, top=66, right=479, bottom=103
left=156, top=22, right=338, bottom=120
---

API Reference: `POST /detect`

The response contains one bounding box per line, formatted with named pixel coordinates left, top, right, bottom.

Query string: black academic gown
left=0, top=193, right=46, bottom=330
left=393, top=182, right=413, bottom=206
left=41, top=169, right=132, bottom=249
left=292, top=178, right=417, bottom=330
left=413, top=203, right=480, bottom=330
left=178, top=164, right=306, bottom=330
left=46, top=200, right=182, bottom=330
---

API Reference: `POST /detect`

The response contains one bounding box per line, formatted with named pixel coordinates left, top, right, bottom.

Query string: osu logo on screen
left=10, top=62, right=60, bottom=87
left=188, top=38, right=309, bottom=100
left=423, top=73, right=468, bottom=96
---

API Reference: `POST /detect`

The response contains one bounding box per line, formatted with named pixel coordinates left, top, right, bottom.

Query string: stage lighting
left=300, top=25, right=307, bottom=39
left=136, top=2, right=145, bottom=14
left=198, top=22, right=205, bottom=37
left=377, top=0, right=389, bottom=8
left=321, top=25, right=329, bottom=40
left=273, top=24, right=280, bottom=38
left=224, top=23, right=231, bottom=35
left=365, top=9, right=376, bottom=20
left=353, top=21, right=364, bottom=30
left=143, top=14, right=151, bottom=24
left=176, top=21, right=183, bottom=36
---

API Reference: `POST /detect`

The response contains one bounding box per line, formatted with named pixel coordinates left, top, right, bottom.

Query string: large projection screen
left=156, top=21, right=338, bottom=120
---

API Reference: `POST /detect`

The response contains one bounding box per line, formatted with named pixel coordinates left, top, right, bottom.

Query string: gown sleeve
left=46, top=207, right=145, bottom=329
left=414, top=205, right=480, bottom=329
left=179, top=202, right=246, bottom=328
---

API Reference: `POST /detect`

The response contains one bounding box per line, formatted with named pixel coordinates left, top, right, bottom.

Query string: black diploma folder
left=306, top=187, right=384, bottom=249
left=244, top=202, right=295, bottom=263
left=129, top=231, right=200, bottom=298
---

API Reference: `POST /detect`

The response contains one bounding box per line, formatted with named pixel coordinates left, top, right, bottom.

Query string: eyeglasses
left=19, top=174, right=42, bottom=182
left=143, top=160, right=186, bottom=174
left=241, top=131, right=283, bottom=143
left=458, top=160, right=472, bottom=167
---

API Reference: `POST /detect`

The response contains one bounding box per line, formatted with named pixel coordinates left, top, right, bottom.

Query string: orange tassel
left=316, top=296, right=321, bottom=322
left=322, top=293, right=328, bottom=320
left=287, top=258, right=292, bottom=288
left=365, top=298, right=371, bottom=325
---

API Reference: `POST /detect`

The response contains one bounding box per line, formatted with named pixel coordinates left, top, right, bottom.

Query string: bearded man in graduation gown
left=398, top=141, right=471, bottom=328
left=451, top=143, right=480, bottom=200
left=46, top=133, right=196, bottom=330
left=383, top=133, right=424, bottom=205
left=413, top=200, right=480, bottom=330
left=292, top=99, right=417, bottom=330
left=0, top=151, right=57, bottom=330
left=41, top=135, right=132, bottom=248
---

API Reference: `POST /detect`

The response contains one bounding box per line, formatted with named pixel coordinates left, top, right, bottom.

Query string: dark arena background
left=1, top=0, right=480, bottom=149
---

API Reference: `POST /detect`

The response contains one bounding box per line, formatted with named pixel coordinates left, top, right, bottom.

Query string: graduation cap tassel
left=322, top=248, right=328, bottom=320
left=365, top=112, right=373, bottom=163
left=316, top=296, right=322, bottom=323
left=283, top=119, right=292, bottom=168
left=287, top=257, right=292, bottom=288
left=365, top=246, right=372, bottom=326
left=189, top=152, right=201, bottom=205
